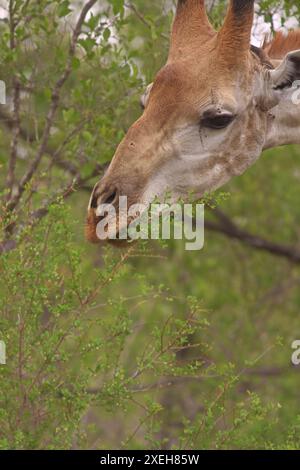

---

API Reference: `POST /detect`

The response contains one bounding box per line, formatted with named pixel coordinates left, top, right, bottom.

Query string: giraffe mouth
left=85, top=207, right=137, bottom=247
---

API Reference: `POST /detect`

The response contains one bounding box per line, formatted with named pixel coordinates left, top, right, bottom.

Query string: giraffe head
left=86, top=0, right=300, bottom=243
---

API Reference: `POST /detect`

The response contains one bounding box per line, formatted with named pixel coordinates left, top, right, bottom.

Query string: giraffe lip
left=86, top=208, right=137, bottom=245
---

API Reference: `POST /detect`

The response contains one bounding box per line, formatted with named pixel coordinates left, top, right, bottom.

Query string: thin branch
left=9, top=0, right=16, bottom=49
left=6, top=1, right=21, bottom=199
left=0, top=107, right=35, bottom=144
left=5, top=79, right=21, bottom=199
left=0, top=107, right=89, bottom=176
left=206, top=209, right=300, bottom=264
left=125, top=1, right=169, bottom=40
left=125, top=2, right=150, bottom=28
left=0, top=162, right=106, bottom=254
left=6, top=0, right=97, bottom=212
left=86, top=366, right=288, bottom=396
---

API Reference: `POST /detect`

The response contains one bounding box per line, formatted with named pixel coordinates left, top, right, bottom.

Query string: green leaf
left=78, top=37, right=96, bottom=54
left=71, top=57, right=81, bottom=70
left=58, top=0, right=72, bottom=18
left=103, top=28, right=111, bottom=42
left=62, top=108, right=78, bottom=124
left=87, top=13, right=100, bottom=31
left=82, top=130, right=94, bottom=143
left=108, top=0, right=124, bottom=16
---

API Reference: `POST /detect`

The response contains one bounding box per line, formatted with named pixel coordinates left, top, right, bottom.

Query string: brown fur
left=85, top=209, right=101, bottom=243
left=264, top=31, right=300, bottom=60
left=251, top=45, right=274, bottom=69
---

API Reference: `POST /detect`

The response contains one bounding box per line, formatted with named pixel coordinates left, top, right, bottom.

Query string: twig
left=6, top=0, right=98, bottom=212
left=6, top=1, right=21, bottom=199
left=6, top=79, right=21, bottom=200
left=0, top=107, right=91, bottom=176
left=0, top=162, right=107, bottom=254
left=206, top=208, right=300, bottom=264
left=125, top=1, right=169, bottom=40
left=8, top=0, right=16, bottom=49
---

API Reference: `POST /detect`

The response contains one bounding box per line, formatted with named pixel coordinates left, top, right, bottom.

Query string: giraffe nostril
left=90, top=195, right=98, bottom=209
left=89, top=184, right=119, bottom=212
left=103, top=189, right=117, bottom=206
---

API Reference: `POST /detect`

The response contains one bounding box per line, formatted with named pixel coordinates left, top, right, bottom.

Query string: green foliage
left=0, top=204, right=288, bottom=449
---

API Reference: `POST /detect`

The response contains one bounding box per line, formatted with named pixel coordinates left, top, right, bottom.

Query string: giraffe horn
left=218, top=0, right=255, bottom=60
left=169, top=0, right=215, bottom=61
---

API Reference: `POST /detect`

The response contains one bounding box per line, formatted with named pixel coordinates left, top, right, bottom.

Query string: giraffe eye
left=201, top=112, right=235, bottom=130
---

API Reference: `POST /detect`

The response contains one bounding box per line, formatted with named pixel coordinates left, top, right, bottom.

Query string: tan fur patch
left=85, top=209, right=101, bottom=244
left=264, top=31, right=300, bottom=60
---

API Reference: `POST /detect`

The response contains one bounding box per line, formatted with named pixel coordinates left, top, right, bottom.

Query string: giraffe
left=86, top=0, right=300, bottom=244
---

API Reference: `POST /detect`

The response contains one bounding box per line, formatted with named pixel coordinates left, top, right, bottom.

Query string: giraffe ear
left=257, top=50, right=300, bottom=111
left=270, top=50, right=300, bottom=90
